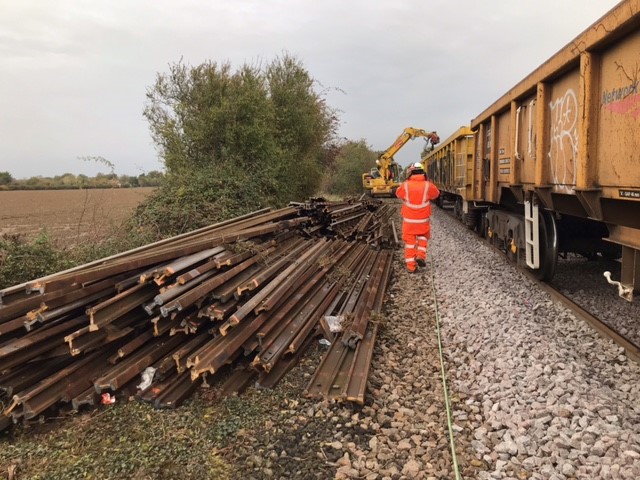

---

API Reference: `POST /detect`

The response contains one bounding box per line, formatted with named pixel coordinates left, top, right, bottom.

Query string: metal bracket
left=575, top=188, right=603, bottom=220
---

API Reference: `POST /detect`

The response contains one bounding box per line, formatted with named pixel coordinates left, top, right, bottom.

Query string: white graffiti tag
left=548, top=88, right=578, bottom=187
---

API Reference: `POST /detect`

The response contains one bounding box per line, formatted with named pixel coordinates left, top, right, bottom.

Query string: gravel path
left=226, top=204, right=640, bottom=480
left=431, top=208, right=640, bottom=480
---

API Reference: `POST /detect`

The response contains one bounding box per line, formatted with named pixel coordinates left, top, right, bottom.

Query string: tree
left=77, top=174, right=89, bottom=188
left=118, top=175, right=139, bottom=188
left=59, top=173, right=77, bottom=187
left=0, top=171, right=13, bottom=185
left=138, top=54, right=338, bottom=235
left=266, top=55, right=338, bottom=200
left=137, top=171, right=164, bottom=187
left=323, top=140, right=378, bottom=196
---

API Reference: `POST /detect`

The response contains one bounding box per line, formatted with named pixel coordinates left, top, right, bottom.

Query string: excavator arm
left=378, top=128, right=440, bottom=166
left=363, top=127, right=440, bottom=196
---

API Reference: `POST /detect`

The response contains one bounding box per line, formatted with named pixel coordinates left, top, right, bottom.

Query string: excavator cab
left=386, top=162, right=399, bottom=182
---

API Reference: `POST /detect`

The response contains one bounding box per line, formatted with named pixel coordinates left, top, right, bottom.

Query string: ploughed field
left=0, top=188, right=154, bottom=246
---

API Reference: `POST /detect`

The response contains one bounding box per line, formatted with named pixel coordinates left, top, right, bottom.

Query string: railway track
left=528, top=271, right=640, bottom=363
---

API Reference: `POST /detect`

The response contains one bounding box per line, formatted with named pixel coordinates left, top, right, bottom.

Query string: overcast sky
left=0, top=0, right=622, bottom=179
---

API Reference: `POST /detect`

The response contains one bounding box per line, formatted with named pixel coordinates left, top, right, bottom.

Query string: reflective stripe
left=417, top=246, right=427, bottom=252
left=403, top=181, right=431, bottom=209
left=405, top=257, right=416, bottom=263
left=416, top=236, right=427, bottom=241
left=403, top=217, right=431, bottom=224
left=404, top=201, right=430, bottom=209
left=404, top=244, right=416, bottom=249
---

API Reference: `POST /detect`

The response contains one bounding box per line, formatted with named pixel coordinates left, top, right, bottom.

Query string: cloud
left=0, top=0, right=620, bottom=178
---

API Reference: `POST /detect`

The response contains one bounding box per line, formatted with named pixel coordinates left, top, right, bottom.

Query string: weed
left=369, top=311, right=388, bottom=327
left=0, top=399, right=232, bottom=480
left=0, top=232, right=74, bottom=289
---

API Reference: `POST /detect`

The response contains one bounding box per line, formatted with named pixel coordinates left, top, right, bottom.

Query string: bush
left=0, top=232, right=74, bottom=289
left=131, top=165, right=274, bottom=238
left=322, top=140, right=377, bottom=196
left=0, top=225, right=156, bottom=290
left=138, top=54, right=338, bottom=235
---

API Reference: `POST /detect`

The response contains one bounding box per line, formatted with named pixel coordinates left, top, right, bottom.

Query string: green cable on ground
left=428, top=258, right=463, bottom=480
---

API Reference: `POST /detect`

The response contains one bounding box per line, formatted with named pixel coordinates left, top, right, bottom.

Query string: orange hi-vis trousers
left=402, top=232, right=428, bottom=272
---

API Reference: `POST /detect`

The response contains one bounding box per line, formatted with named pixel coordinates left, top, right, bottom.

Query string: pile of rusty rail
left=306, top=247, right=393, bottom=404
left=0, top=199, right=396, bottom=431
left=294, top=197, right=399, bottom=248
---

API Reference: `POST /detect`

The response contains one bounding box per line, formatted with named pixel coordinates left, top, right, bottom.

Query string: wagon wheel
left=464, top=209, right=478, bottom=230
left=454, top=198, right=463, bottom=219
left=479, top=212, right=490, bottom=240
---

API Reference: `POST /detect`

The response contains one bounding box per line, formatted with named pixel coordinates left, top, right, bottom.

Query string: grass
left=0, top=383, right=290, bottom=480
left=0, top=394, right=241, bottom=480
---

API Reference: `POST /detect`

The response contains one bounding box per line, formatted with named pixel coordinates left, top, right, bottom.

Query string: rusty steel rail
left=306, top=323, right=378, bottom=404
left=0, top=208, right=274, bottom=304
left=342, top=250, right=392, bottom=347
left=158, top=247, right=278, bottom=317
left=1, top=200, right=398, bottom=430
left=306, top=248, right=392, bottom=404
left=257, top=330, right=317, bottom=390
left=35, top=216, right=309, bottom=296
left=219, top=366, right=256, bottom=397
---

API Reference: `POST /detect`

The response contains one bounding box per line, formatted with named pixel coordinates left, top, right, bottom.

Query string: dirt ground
left=0, top=188, right=154, bottom=247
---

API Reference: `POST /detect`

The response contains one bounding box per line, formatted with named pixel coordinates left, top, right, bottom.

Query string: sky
left=0, top=0, right=623, bottom=179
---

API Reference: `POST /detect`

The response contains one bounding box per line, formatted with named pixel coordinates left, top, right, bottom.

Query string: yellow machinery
left=362, top=127, right=440, bottom=197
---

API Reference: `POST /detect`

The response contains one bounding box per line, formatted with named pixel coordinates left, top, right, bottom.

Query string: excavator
left=362, top=127, right=440, bottom=197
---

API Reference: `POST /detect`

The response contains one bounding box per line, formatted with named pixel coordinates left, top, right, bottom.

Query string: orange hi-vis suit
left=395, top=174, right=440, bottom=272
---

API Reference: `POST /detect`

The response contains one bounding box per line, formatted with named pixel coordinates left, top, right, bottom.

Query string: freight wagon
left=424, top=126, right=476, bottom=226
left=425, top=0, right=640, bottom=300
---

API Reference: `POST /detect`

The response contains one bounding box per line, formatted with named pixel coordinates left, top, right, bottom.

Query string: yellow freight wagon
left=467, top=0, right=640, bottom=296
left=424, top=126, right=476, bottom=227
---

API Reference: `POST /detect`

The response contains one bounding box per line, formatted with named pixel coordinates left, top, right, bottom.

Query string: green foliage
left=266, top=55, right=338, bottom=201
left=140, top=54, right=337, bottom=233
left=0, top=171, right=13, bottom=185
left=118, top=174, right=139, bottom=187
left=0, top=171, right=164, bottom=190
left=131, top=166, right=274, bottom=237
left=0, top=386, right=292, bottom=480
left=0, top=232, right=74, bottom=289
left=0, top=400, right=232, bottom=480
left=0, top=224, right=154, bottom=290
left=70, top=225, right=156, bottom=267
left=137, top=170, right=164, bottom=187
left=322, top=139, right=377, bottom=196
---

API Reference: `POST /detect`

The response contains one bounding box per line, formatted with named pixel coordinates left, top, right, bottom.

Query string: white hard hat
left=411, top=162, right=424, bottom=170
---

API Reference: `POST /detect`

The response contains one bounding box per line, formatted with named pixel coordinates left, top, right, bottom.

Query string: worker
left=395, top=162, right=440, bottom=273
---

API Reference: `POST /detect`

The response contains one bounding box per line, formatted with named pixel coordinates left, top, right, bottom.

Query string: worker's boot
left=406, top=261, right=417, bottom=274
left=416, top=257, right=426, bottom=267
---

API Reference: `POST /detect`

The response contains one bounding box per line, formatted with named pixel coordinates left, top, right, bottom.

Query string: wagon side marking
left=548, top=88, right=578, bottom=187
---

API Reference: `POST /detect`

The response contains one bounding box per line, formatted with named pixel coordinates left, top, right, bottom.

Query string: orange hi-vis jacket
left=395, top=175, right=441, bottom=235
